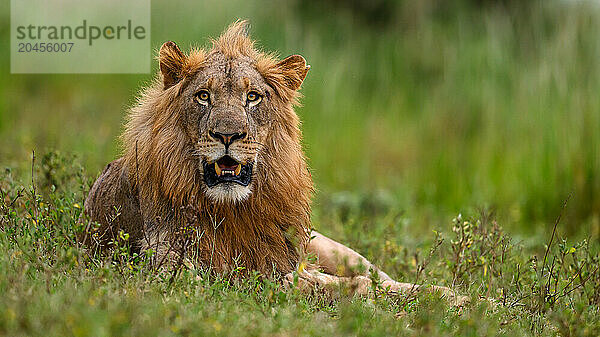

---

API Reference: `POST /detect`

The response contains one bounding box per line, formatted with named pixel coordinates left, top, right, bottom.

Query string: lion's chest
left=172, top=218, right=300, bottom=275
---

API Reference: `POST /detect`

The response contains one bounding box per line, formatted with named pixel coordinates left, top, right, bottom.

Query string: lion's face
left=127, top=22, right=310, bottom=206
left=180, top=52, right=273, bottom=202
left=152, top=24, right=309, bottom=204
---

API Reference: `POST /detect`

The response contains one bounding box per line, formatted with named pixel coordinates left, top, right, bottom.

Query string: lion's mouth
left=202, top=155, right=253, bottom=187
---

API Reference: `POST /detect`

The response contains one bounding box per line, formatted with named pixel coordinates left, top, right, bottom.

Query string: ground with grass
left=1, top=0, right=600, bottom=335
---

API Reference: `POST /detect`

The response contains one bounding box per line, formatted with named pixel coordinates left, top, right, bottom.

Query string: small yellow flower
left=6, top=308, right=16, bottom=321
left=298, top=261, right=306, bottom=273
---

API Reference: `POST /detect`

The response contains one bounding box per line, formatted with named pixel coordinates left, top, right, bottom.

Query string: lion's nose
left=209, top=131, right=247, bottom=148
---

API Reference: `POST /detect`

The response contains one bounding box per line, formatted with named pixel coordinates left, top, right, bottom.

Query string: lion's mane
left=119, top=21, right=313, bottom=275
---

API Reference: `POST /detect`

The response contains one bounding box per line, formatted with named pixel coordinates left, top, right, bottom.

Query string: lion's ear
left=159, top=41, right=187, bottom=89
left=275, top=55, right=310, bottom=91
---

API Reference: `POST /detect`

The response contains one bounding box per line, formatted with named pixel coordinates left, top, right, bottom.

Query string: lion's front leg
left=138, top=229, right=191, bottom=272
left=284, top=269, right=468, bottom=306
left=304, top=231, right=469, bottom=305
left=284, top=269, right=387, bottom=297
left=283, top=268, right=415, bottom=296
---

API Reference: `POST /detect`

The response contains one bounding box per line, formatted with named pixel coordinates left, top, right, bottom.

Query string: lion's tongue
left=215, top=161, right=241, bottom=176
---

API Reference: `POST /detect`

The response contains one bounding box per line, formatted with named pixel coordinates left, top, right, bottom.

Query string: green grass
left=1, top=0, right=600, bottom=335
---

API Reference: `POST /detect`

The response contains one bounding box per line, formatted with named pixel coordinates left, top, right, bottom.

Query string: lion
left=83, top=20, right=465, bottom=302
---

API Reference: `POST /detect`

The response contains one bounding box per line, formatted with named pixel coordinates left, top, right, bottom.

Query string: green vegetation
left=1, top=0, right=599, bottom=335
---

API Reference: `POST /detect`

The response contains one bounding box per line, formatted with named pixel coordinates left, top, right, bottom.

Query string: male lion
left=84, top=21, right=462, bottom=301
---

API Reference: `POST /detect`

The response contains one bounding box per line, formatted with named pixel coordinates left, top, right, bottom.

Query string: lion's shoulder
left=83, top=158, right=144, bottom=248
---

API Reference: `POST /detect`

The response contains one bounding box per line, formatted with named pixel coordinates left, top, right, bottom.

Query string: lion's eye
left=246, top=91, right=262, bottom=105
left=195, top=90, right=210, bottom=105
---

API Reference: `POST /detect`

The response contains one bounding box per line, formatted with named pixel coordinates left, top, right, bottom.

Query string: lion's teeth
left=214, top=162, right=241, bottom=177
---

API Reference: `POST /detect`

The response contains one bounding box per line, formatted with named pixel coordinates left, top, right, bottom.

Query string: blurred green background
left=1, top=0, right=599, bottom=239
